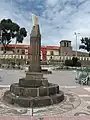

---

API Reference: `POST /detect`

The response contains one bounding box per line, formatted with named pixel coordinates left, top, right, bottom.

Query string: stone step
left=26, top=72, right=43, bottom=79
left=4, top=90, right=64, bottom=107
left=25, top=76, right=47, bottom=81
left=19, top=78, right=48, bottom=87
left=10, top=83, right=59, bottom=97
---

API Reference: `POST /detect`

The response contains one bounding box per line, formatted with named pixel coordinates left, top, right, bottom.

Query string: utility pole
left=74, top=32, right=80, bottom=57
left=0, top=30, right=3, bottom=64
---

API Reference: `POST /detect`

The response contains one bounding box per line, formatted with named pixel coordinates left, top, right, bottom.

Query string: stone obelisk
left=29, top=14, right=41, bottom=72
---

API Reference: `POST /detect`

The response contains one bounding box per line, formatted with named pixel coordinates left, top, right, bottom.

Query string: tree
left=65, top=57, right=81, bottom=67
left=79, top=37, right=90, bottom=56
left=14, top=27, right=27, bottom=64
left=72, top=57, right=78, bottom=65
left=0, top=19, right=27, bottom=53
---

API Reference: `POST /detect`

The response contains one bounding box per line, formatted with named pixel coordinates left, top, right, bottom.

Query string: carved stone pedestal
left=4, top=72, right=64, bottom=107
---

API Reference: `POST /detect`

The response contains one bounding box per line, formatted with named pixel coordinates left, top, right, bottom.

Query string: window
left=17, top=49, right=19, bottom=53
left=50, top=51, right=54, bottom=55
left=21, top=49, right=25, bottom=55
left=67, top=42, right=69, bottom=47
left=64, top=42, right=66, bottom=47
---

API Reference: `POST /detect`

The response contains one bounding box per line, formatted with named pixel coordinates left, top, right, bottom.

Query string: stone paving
left=0, top=87, right=80, bottom=116
left=0, top=86, right=90, bottom=117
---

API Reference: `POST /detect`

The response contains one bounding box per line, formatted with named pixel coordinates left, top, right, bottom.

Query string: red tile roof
left=46, top=46, right=59, bottom=50
left=0, top=44, right=29, bottom=48
left=0, top=44, right=60, bottom=50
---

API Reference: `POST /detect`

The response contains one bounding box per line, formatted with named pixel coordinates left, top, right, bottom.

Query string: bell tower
left=60, top=40, right=72, bottom=56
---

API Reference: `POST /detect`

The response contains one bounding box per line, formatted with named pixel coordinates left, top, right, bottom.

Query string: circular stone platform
left=4, top=83, right=64, bottom=107
left=3, top=72, right=64, bottom=108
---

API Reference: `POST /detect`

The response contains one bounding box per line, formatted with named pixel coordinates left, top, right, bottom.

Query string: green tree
left=0, top=19, right=27, bottom=53
left=72, top=57, right=78, bottom=66
left=79, top=37, right=90, bottom=56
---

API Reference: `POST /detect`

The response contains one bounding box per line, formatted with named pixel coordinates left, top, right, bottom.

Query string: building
left=59, top=40, right=89, bottom=57
left=0, top=40, right=89, bottom=62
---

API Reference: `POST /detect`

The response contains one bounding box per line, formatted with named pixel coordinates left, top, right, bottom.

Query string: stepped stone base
left=4, top=90, right=64, bottom=107
left=10, top=83, right=59, bottom=97
left=19, top=78, right=48, bottom=87
left=3, top=72, right=64, bottom=107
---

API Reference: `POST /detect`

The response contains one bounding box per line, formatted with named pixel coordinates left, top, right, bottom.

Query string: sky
left=0, top=0, right=90, bottom=51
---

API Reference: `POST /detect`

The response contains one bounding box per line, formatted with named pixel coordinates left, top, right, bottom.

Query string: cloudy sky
left=0, top=0, right=90, bottom=51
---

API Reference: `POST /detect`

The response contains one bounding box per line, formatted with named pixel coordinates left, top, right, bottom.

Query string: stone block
left=10, top=83, right=38, bottom=97
left=33, top=96, right=52, bottom=107
left=10, top=83, right=24, bottom=96
left=3, top=90, right=64, bottom=107
left=39, top=85, right=59, bottom=96
left=23, top=88, right=37, bottom=97
left=39, top=87, right=48, bottom=96
left=4, top=90, right=12, bottom=104
left=55, top=92, right=64, bottom=103
left=51, top=92, right=64, bottom=104
left=19, top=78, right=48, bottom=87
left=10, top=83, right=60, bottom=97
left=16, top=97, right=34, bottom=107
left=26, top=72, right=43, bottom=79
left=49, top=86, right=56, bottom=95
left=48, top=83, right=59, bottom=94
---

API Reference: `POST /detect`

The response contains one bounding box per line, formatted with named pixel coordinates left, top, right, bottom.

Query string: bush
left=65, top=60, right=73, bottom=66
left=65, top=57, right=81, bottom=67
left=72, top=57, right=78, bottom=65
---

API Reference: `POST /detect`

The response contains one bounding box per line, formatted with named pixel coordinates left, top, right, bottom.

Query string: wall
left=60, top=46, right=72, bottom=56
left=72, top=51, right=89, bottom=57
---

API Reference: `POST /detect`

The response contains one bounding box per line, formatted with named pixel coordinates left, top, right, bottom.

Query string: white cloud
left=46, top=0, right=59, bottom=6
left=0, top=0, right=90, bottom=52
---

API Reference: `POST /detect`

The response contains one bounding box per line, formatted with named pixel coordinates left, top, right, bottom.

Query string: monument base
left=4, top=72, right=64, bottom=108
left=4, top=90, right=64, bottom=107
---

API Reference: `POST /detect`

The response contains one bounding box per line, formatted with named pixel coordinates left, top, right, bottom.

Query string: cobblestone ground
left=0, top=86, right=90, bottom=117
left=0, top=86, right=90, bottom=119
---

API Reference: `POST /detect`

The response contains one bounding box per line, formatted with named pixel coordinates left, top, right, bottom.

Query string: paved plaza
left=0, top=69, right=78, bottom=86
left=0, top=69, right=90, bottom=119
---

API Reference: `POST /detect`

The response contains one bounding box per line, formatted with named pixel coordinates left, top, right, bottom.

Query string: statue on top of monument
left=31, top=13, right=40, bottom=36
left=32, top=14, right=38, bottom=26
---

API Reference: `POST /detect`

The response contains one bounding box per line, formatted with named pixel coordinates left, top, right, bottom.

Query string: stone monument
left=29, top=14, right=41, bottom=72
left=3, top=14, right=64, bottom=107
